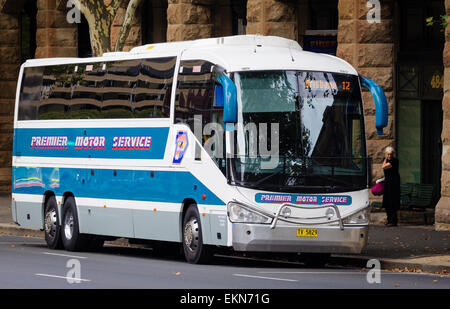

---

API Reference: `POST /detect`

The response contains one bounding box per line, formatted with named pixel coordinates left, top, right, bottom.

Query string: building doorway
left=422, top=100, right=443, bottom=206
left=396, top=0, right=444, bottom=207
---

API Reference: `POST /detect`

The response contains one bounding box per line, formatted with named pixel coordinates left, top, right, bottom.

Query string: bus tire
left=182, top=204, right=213, bottom=264
left=61, top=196, right=90, bottom=252
left=44, top=196, right=63, bottom=249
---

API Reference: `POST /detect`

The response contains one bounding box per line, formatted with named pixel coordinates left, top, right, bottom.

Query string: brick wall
left=35, top=0, right=77, bottom=58
left=167, top=0, right=214, bottom=41
left=336, top=0, right=395, bottom=187
left=0, top=11, right=19, bottom=193
left=246, top=0, right=297, bottom=39
left=435, top=1, right=450, bottom=230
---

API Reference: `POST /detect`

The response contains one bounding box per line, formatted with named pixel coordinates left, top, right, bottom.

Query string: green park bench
left=401, top=183, right=434, bottom=224
left=400, top=183, right=434, bottom=210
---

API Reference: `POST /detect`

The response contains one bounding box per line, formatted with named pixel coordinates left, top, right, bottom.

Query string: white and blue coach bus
left=11, top=35, right=388, bottom=264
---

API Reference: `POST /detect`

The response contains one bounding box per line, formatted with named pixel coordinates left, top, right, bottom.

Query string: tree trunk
left=114, top=0, right=144, bottom=51
left=72, top=0, right=122, bottom=56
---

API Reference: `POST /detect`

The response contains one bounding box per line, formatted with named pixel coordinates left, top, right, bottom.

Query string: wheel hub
left=184, top=217, right=199, bottom=252
left=45, top=209, right=57, bottom=237
left=64, top=210, right=74, bottom=240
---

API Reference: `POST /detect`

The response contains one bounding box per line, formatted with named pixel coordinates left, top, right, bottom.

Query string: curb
left=0, top=223, right=448, bottom=274
left=330, top=255, right=449, bottom=274
left=0, top=223, right=44, bottom=238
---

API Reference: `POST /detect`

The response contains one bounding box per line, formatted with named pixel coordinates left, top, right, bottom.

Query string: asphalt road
left=0, top=235, right=449, bottom=290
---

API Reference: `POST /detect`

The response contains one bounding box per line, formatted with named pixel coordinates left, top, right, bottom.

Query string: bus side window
left=134, top=57, right=176, bottom=118
left=175, top=60, right=225, bottom=172
left=37, top=65, right=72, bottom=120
left=175, top=60, right=215, bottom=129
left=69, top=63, right=104, bottom=119
left=102, top=60, right=136, bottom=119
left=18, top=66, right=44, bottom=120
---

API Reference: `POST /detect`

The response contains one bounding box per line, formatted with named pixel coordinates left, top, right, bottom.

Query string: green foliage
left=426, top=15, right=449, bottom=35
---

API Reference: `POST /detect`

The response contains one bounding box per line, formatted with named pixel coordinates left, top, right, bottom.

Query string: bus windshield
left=231, top=70, right=367, bottom=193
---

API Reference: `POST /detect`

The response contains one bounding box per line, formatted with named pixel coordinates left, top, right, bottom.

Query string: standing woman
left=382, top=146, right=401, bottom=226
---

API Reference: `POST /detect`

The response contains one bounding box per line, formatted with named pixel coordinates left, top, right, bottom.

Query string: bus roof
left=22, top=35, right=358, bottom=75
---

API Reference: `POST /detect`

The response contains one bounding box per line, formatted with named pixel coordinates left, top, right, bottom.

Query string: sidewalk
left=1, top=194, right=448, bottom=274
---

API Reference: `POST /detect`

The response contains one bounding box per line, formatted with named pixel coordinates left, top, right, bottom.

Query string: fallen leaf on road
left=174, top=272, right=181, bottom=276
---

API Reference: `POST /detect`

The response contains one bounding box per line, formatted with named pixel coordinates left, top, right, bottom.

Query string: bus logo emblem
left=173, top=131, right=188, bottom=164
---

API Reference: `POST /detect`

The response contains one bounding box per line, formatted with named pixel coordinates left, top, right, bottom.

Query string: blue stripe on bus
left=12, top=166, right=226, bottom=206
left=13, top=127, right=169, bottom=159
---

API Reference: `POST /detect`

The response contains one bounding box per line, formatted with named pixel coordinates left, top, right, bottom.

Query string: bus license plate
left=296, top=228, right=318, bottom=237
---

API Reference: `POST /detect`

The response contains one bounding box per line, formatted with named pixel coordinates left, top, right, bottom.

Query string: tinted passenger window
left=69, top=63, right=103, bottom=119
left=134, top=57, right=175, bottom=118
left=19, top=66, right=44, bottom=120
left=175, top=60, right=225, bottom=171
left=18, top=57, right=176, bottom=120
left=175, top=60, right=216, bottom=128
left=38, top=65, right=73, bottom=119
left=102, top=60, right=137, bottom=118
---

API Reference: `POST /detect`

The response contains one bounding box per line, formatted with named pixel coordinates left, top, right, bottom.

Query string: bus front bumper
left=232, top=224, right=368, bottom=254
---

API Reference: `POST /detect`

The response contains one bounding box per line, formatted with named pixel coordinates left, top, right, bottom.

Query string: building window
left=308, top=0, right=338, bottom=30
left=142, top=0, right=168, bottom=44
left=231, top=0, right=247, bottom=35
left=399, top=0, right=444, bottom=57
left=303, top=0, right=338, bottom=55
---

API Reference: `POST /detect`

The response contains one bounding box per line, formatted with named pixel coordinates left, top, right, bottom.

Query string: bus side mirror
left=217, top=75, right=237, bottom=130
left=360, top=74, right=388, bottom=135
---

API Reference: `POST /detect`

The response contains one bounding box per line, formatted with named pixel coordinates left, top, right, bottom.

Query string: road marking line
left=259, top=271, right=449, bottom=277
left=233, top=274, right=298, bottom=282
left=35, top=273, right=91, bottom=282
left=259, top=271, right=366, bottom=275
left=42, top=252, right=87, bottom=259
left=0, top=242, right=40, bottom=245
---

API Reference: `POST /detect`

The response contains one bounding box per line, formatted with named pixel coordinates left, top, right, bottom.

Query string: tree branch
left=107, top=0, right=122, bottom=16
left=114, top=0, right=143, bottom=51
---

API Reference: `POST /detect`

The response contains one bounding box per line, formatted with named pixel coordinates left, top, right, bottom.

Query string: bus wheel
left=44, top=196, right=63, bottom=249
left=182, top=205, right=213, bottom=264
left=61, top=196, right=90, bottom=252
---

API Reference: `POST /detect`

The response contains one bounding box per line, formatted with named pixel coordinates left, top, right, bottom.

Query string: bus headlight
left=343, top=208, right=370, bottom=225
left=228, top=202, right=272, bottom=224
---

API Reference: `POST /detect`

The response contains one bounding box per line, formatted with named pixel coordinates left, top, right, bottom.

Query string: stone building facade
left=0, top=0, right=449, bottom=229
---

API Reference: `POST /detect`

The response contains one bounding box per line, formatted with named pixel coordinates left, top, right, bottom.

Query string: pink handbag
left=371, top=181, right=385, bottom=196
